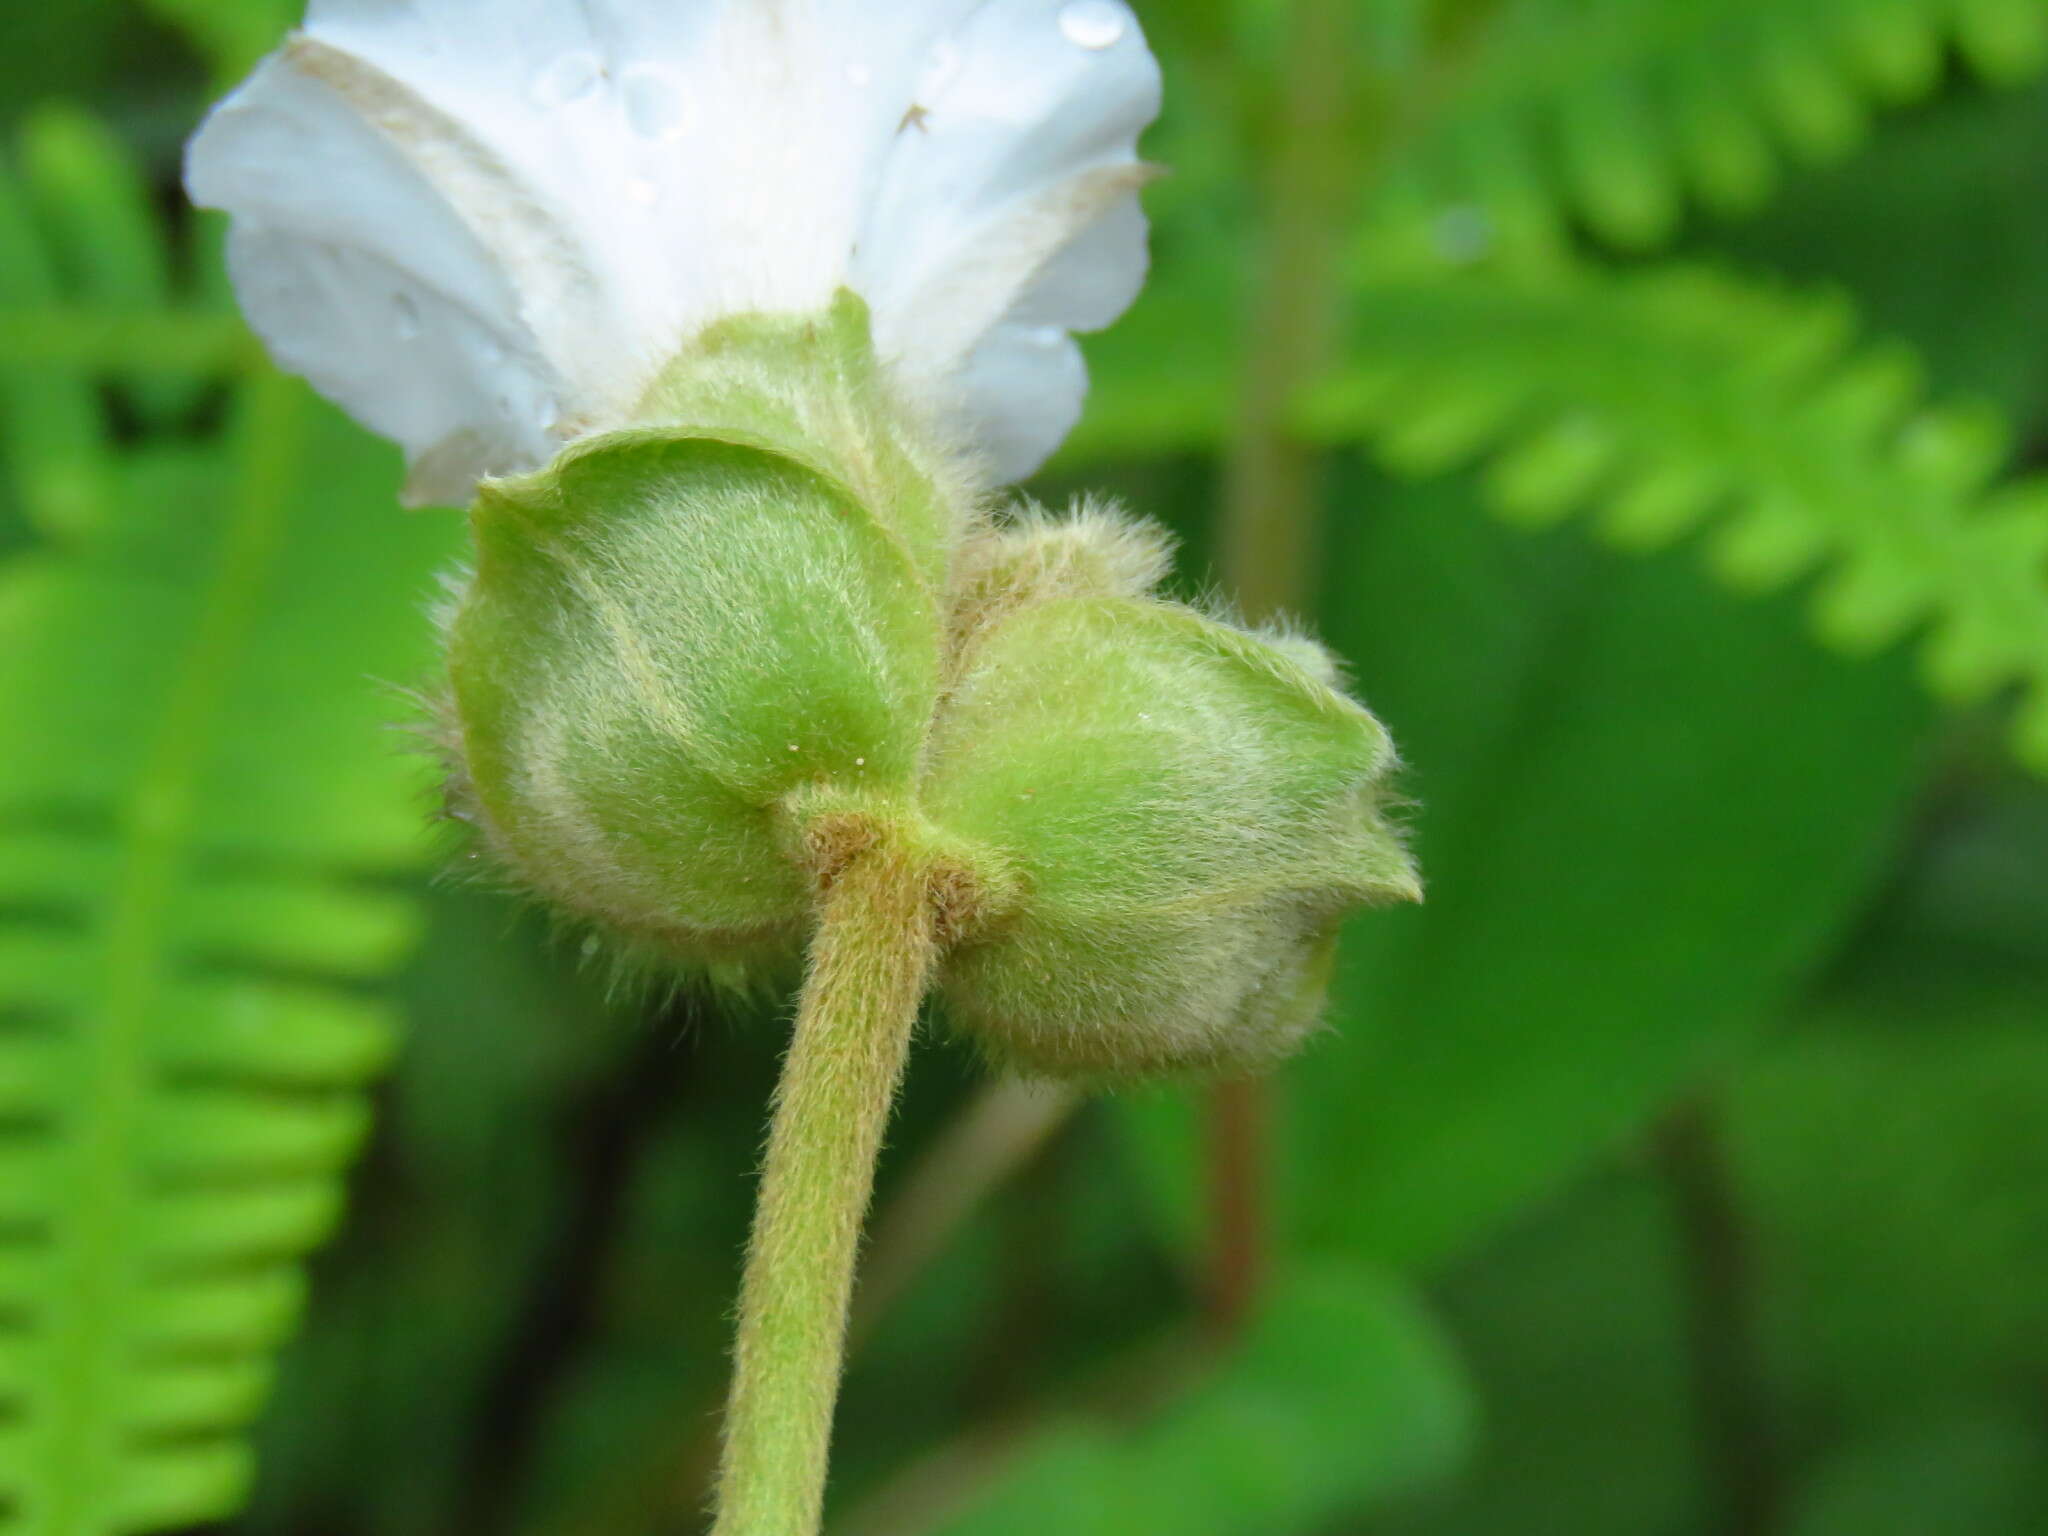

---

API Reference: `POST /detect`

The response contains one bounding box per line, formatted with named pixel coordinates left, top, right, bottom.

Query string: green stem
left=1656, top=1098, right=1779, bottom=1536
left=1217, top=0, right=1361, bottom=622
left=1204, top=0, right=1491, bottom=1345
left=1206, top=0, right=1364, bottom=1344
left=713, top=834, right=940, bottom=1536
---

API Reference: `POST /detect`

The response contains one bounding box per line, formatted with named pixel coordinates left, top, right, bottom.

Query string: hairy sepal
left=634, top=293, right=980, bottom=597
left=927, top=519, right=1420, bottom=1079
left=446, top=426, right=944, bottom=971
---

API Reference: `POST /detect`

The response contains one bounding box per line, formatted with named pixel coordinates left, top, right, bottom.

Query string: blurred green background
left=3, top=1, right=2047, bottom=1534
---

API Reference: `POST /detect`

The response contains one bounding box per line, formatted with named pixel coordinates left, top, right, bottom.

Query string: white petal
left=187, top=0, right=1160, bottom=498
left=948, top=324, right=1090, bottom=487
left=189, top=44, right=579, bottom=504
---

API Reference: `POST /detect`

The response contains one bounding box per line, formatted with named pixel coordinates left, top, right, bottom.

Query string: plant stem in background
left=712, top=837, right=940, bottom=1536
left=1210, top=0, right=1364, bottom=1338
left=851, top=1076, right=1078, bottom=1351
left=832, top=1321, right=1217, bottom=1536
left=1217, top=0, right=1360, bottom=621
left=456, top=1005, right=698, bottom=1536
left=1655, top=1098, right=1780, bottom=1536
left=1204, top=1072, right=1272, bottom=1337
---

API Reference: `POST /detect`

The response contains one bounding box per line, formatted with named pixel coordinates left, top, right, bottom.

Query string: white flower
left=186, top=0, right=1161, bottom=506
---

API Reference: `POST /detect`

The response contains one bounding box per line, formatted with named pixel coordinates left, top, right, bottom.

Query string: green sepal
left=446, top=426, right=943, bottom=971
left=632, top=290, right=973, bottom=597
left=926, top=556, right=1419, bottom=1079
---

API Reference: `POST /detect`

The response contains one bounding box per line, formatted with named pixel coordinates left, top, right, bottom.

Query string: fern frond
left=1373, top=0, right=2048, bottom=257
left=17, top=107, right=206, bottom=429
left=0, top=125, right=462, bottom=1534
left=0, top=308, right=256, bottom=375
left=1299, top=262, right=2048, bottom=767
left=134, top=0, right=297, bottom=82
left=0, top=383, right=462, bottom=1536
left=0, top=154, right=109, bottom=543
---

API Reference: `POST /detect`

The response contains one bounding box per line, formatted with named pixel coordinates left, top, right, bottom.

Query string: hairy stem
left=553, top=1082, right=1074, bottom=1534
left=712, top=835, right=940, bottom=1536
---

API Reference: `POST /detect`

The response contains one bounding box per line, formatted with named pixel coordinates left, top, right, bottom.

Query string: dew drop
left=621, top=65, right=689, bottom=141
left=531, top=50, right=604, bottom=109
left=1058, top=1, right=1128, bottom=51
left=393, top=291, right=423, bottom=341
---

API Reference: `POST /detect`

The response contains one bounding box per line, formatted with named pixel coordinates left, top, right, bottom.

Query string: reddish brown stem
left=1202, top=1077, right=1271, bottom=1339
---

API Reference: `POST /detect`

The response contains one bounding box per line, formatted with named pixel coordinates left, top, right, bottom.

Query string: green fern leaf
left=0, top=308, right=252, bottom=377
left=17, top=107, right=207, bottom=431
left=0, top=379, right=462, bottom=1535
left=0, top=124, right=463, bottom=1533
left=1372, top=0, right=2048, bottom=257
left=0, top=153, right=109, bottom=544
left=134, top=0, right=297, bottom=83
left=1298, top=261, right=2048, bottom=767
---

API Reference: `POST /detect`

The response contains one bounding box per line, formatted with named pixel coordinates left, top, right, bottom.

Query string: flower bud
left=442, top=309, right=965, bottom=974
left=924, top=514, right=1419, bottom=1078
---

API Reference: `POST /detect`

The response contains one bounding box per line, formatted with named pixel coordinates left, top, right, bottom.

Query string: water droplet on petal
left=1058, top=1, right=1128, bottom=50
left=621, top=65, right=689, bottom=141
left=393, top=292, right=423, bottom=341
left=531, top=50, right=604, bottom=109
left=1028, top=325, right=1066, bottom=349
